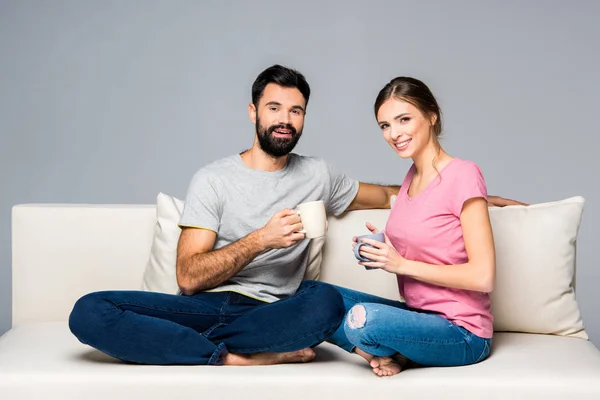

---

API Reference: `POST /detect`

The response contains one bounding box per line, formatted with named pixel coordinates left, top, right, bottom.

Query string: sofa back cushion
left=11, top=204, right=156, bottom=326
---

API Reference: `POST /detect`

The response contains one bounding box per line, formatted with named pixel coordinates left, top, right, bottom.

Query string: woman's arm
left=358, top=197, right=496, bottom=293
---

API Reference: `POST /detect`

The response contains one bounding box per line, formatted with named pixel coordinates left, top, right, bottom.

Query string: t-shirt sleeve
left=323, top=160, right=359, bottom=216
left=449, top=161, right=488, bottom=217
left=178, top=170, right=221, bottom=232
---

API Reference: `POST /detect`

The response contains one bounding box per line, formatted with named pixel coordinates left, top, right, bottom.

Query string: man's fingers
left=275, top=208, right=297, bottom=219
left=284, top=214, right=302, bottom=225
left=289, top=222, right=304, bottom=233
left=488, top=196, right=529, bottom=207
left=289, top=233, right=305, bottom=242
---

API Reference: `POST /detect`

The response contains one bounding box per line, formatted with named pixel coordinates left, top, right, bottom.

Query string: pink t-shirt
left=385, top=158, right=493, bottom=338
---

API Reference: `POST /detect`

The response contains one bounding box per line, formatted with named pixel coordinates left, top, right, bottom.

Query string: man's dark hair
left=251, top=64, right=311, bottom=108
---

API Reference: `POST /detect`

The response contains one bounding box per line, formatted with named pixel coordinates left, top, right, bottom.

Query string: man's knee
left=301, top=282, right=345, bottom=324
left=315, top=283, right=344, bottom=309
left=68, top=291, right=111, bottom=343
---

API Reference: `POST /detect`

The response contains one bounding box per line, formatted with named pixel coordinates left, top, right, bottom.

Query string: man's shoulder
left=288, top=153, right=330, bottom=170
left=187, top=154, right=240, bottom=186
left=194, top=154, right=239, bottom=174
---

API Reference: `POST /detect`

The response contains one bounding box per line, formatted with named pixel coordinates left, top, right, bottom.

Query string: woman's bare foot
left=370, top=356, right=403, bottom=377
left=222, top=348, right=316, bottom=366
left=354, top=348, right=408, bottom=377
left=354, top=347, right=374, bottom=363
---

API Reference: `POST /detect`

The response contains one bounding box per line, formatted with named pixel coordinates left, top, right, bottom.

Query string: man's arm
left=345, top=182, right=527, bottom=211
left=346, top=182, right=401, bottom=211
left=487, top=196, right=528, bottom=207
left=176, top=228, right=264, bottom=296
left=176, top=209, right=304, bottom=296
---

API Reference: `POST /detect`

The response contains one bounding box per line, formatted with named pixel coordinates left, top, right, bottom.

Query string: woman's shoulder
left=447, top=158, right=485, bottom=179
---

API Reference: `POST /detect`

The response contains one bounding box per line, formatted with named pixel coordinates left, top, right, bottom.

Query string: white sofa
left=2, top=197, right=600, bottom=399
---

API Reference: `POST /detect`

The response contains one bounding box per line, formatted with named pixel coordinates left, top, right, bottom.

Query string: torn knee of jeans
left=346, top=305, right=367, bottom=329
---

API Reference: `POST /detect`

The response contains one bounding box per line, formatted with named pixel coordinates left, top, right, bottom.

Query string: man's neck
left=240, top=144, right=288, bottom=172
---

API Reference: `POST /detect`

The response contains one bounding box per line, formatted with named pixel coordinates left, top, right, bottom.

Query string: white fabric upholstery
left=141, top=193, right=185, bottom=294
left=5, top=201, right=600, bottom=398
left=11, top=204, right=156, bottom=325
left=487, top=196, right=587, bottom=338
left=1, top=322, right=600, bottom=399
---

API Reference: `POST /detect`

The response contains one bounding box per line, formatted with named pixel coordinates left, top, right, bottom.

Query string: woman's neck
left=412, top=143, right=448, bottom=177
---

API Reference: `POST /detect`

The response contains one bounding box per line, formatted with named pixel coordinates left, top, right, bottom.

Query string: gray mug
left=353, top=232, right=385, bottom=270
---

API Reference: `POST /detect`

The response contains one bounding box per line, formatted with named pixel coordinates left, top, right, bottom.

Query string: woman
left=328, top=76, right=495, bottom=377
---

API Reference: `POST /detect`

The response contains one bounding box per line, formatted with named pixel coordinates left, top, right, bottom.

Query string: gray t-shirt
left=178, top=153, right=359, bottom=302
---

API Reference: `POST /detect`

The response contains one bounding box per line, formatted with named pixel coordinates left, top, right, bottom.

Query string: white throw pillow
left=141, top=193, right=324, bottom=294
left=488, top=196, right=588, bottom=339
left=141, top=193, right=184, bottom=294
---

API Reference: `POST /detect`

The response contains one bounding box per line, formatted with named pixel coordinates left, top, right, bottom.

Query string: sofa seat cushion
left=1, top=322, right=600, bottom=399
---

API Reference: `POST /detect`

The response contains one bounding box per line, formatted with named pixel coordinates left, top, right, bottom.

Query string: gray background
left=1, top=0, right=598, bottom=345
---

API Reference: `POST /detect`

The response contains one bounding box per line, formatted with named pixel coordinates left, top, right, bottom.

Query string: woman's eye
left=380, top=124, right=389, bottom=130
left=400, top=117, right=410, bottom=123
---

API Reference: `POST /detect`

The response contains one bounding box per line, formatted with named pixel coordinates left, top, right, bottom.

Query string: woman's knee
left=345, top=304, right=367, bottom=329
left=343, top=304, right=373, bottom=346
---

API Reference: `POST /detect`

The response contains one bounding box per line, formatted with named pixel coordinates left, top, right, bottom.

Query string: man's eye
left=292, top=110, right=300, bottom=115
left=269, top=107, right=278, bottom=111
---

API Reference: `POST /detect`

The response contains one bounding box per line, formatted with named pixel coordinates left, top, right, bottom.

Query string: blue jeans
left=68, top=280, right=344, bottom=365
left=326, top=285, right=492, bottom=367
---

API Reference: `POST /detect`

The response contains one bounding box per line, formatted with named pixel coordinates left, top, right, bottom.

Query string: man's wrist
left=250, top=229, right=267, bottom=252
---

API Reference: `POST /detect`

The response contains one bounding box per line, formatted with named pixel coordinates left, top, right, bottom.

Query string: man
left=69, top=64, right=523, bottom=366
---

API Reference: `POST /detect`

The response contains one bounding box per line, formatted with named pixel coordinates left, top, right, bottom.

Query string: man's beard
left=255, top=116, right=302, bottom=157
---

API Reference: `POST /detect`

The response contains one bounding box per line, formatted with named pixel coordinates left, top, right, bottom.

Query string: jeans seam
left=112, top=302, right=223, bottom=317
left=475, top=340, right=490, bottom=363
left=202, top=322, right=226, bottom=337
left=207, top=342, right=228, bottom=365
left=367, top=335, right=469, bottom=346
left=107, top=292, right=236, bottom=316
left=339, top=292, right=392, bottom=307
left=218, top=292, right=234, bottom=324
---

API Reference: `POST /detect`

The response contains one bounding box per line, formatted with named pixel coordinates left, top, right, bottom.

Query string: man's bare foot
left=222, top=348, right=315, bottom=366
left=370, top=356, right=402, bottom=377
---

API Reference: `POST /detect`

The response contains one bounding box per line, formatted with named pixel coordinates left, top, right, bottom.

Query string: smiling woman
left=375, top=77, right=444, bottom=181
left=326, top=76, right=497, bottom=377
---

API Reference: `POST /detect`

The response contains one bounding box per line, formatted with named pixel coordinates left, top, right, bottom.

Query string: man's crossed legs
left=68, top=280, right=344, bottom=365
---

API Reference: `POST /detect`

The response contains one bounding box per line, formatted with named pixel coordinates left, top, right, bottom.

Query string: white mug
left=296, top=200, right=327, bottom=239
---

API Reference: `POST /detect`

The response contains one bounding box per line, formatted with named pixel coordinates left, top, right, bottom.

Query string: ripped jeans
left=326, top=285, right=492, bottom=367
